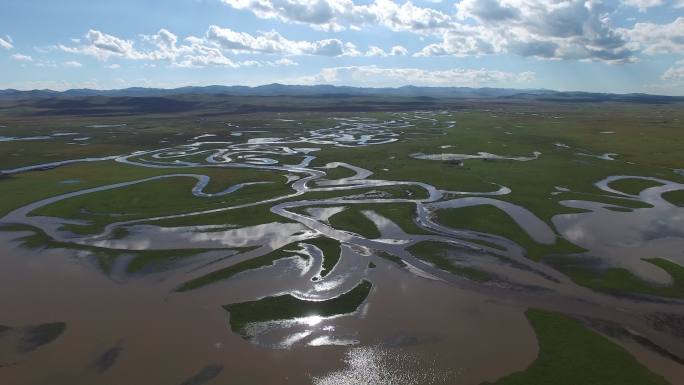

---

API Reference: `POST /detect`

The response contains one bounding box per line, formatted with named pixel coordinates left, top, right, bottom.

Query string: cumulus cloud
left=220, top=0, right=452, bottom=33
left=59, top=26, right=360, bottom=70
left=0, top=36, right=13, bottom=50
left=456, top=0, right=520, bottom=22
left=415, top=25, right=501, bottom=57
left=390, top=45, right=408, bottom=56
left=273, top=58, right=299, bottom=66
left=11, top=53, right=33, bottom=62
left=622, top=17, right=684, bottom=54
left=365, top=45, right=409, bottom=56
left=63, top=61, right=83, bottom=68
left=59, top=29, right=241, bottom=68
left=365, top=46, right=387, bottom=56
left=60, top=30, right=145, bottom=60
left=206, top=25, right=359, bottom=56
left=451, top=0, right=635, bottom=62
left=221, top=0, right=640, bottom=62
left=297, top=65, right=535, bottom=87
left=662, top=60, right=684, bottom=82
left=621, top=0, right=665, bottom=11
left=52, top=6, right=684, bottom=69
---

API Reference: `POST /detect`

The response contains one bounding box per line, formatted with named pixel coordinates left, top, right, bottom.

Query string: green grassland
left=607, top=178, right=665, bottom=195
left=546, top=256, right=684, bottom=299
left=313, top=104, right=684, bottom=225
left=144, top=204, right=286, bottom=228
left=324, top=203, right=432, bottom=239
left=408, top=241, right=493, bottom=282
left=29, top=168, right=291, bottom=235
left=307, top=237, right=342, bottom=277
left=328, top=206, right=382, bottom=239
left=177, top=237, right=341, bottom=291
left=223, top=280, right=372, bottom=336
left=0, top=223, right=229, bottom=274
left=3, top=99, right=684, bottom=302
left=663, top=190, right=684, bottom=206
left=484, top=309, right=670, bottom=385
left=176, top=244, right=301, bottom=292
left=433, top=205, right=586, bottom=261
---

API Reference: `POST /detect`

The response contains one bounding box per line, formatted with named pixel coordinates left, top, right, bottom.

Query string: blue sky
left=1, top=0, right=683, bottom=94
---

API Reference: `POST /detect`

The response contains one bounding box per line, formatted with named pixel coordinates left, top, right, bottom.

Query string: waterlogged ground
left=1, top=104, right=684, bottom=384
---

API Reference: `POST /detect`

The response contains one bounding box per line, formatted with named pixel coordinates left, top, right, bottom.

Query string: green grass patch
left=125, top=248, right=255, bottom=274
left=223, top=280, right=372, bottom=336
left=176, top=244, right=302, bottom=292
left=546, top=256, right=684, bottom=299
left=328, top=206, right=382, bottom=239
left=0, top=223, right=222, bottom=274
left=435, top=205, right=585, bottom=261
left=484, top=309, right=670, bottom=385
left=0, top=161, right=186, bottom=217
left=408, top=241, right=492, bottom=282
left=319, top=165, right=357, bottom=180
left=17, top=322, right=67, bottom=353
left=557, top=192, right=653, bottom=209
left=607, top=178, right=664, bottom=196
left=144, top=204, right=286, bottom=228
left=663, top=190, right=684, bottom=207
left=376, top=251, right=407, bottom=268
left=31, top=170, right=290, bottom=235
left=307, top=237, right=341, bottom=277
left=298, top=184, right=430, bottom=201
left=176, top=237, right=339, bottom=288
left=326, top=203, right=431, bottom=239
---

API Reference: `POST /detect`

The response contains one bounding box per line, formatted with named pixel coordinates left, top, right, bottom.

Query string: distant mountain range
left=0, top=84, right=682, bottom=103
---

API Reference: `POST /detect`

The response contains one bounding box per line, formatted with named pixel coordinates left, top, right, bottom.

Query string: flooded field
left=1, top=104, right=684, bottom=384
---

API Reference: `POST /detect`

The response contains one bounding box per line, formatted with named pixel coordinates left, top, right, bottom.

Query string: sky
left=0, top=0, right=683, bottom=94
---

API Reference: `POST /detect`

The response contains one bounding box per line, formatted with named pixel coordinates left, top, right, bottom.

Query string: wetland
left=0, top=95, right=683, bottom=384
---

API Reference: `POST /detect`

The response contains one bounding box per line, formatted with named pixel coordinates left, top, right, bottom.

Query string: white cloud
left=220, top=0, right=452, bottom=33
left=106, top=63, right=121, bottom=69
left=60, top=28, right=238, bottom=68
left=297, top=65, right=535, bottom=87
left=59, top=26, right=360, bottom=70
left=205, top=25, right=358, bottom=56
left=0, top=36, right=13, bottom=50
left=621, top=0, right=664, bottom=11
left=11, top=53, right=33, bottom=62
left=220, top=0, right=635, bottom=62
left=143, top=28, right=182, bottom=60
left=416, top=25, right=501, bottom=57
left=273, top=58, right=299, bottom=66
left=648, top=59, right=684, bottom=95
left=365, top=46, right=388, bottom=56
left=173, top=44, right=239, bottom=68
left=622, top=17, right=684, bottom=54
left=365, top=45, right=409, bottom=56
left=60, top=30, right=145, bottom=60
left=35, top=60, right=57, bottom=68
left=450, top=0, right=635, bottom=62
left=390, top=45, right=408, bottom=56
left=662, top=60, right=684, bottom=82
left=63, top=61, right=83, bottom=68
left=54, top=6, right=683, bottom=68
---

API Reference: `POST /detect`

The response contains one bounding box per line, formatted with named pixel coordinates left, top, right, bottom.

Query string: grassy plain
left=2, top=98, right=684, bottom=301
left=484, top=309, right=670, bottom=385
left=223, top=280, right=372, bottom=336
